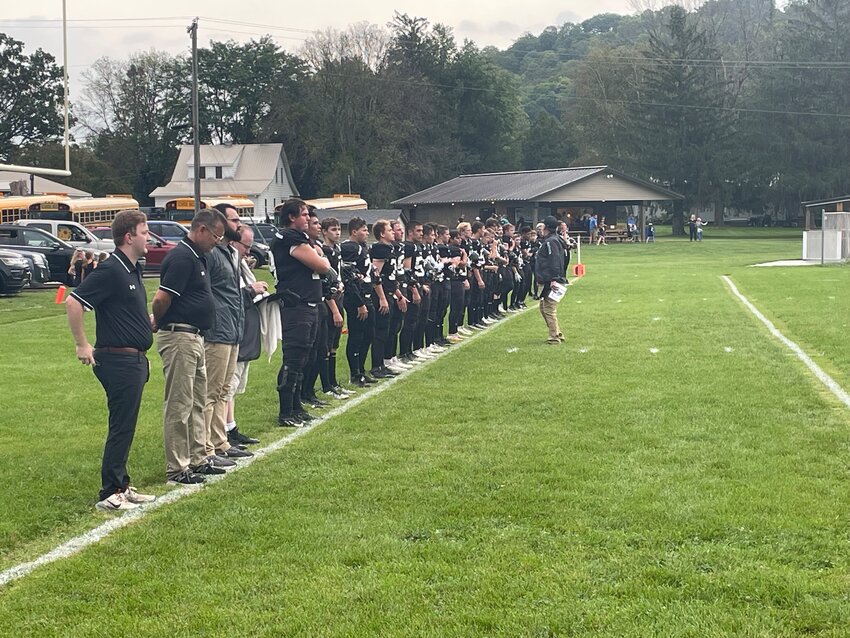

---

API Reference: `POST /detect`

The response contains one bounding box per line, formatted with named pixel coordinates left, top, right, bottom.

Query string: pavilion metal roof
left=801, top=195, right=850, bottom=208
left=392, top=166, right=682, bottom=205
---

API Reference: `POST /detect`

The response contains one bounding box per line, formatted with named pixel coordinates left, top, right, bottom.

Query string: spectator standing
left=224, top=225, right=265, bottom=447
left=534, top=216, right=567, bottom=345
left=151, top=208, right=227, bottom=485
left=65, top=210, right=156, bottom=511
left=83, top=251, right=95, bottom=279
left=588, top=214, right=598, bottom=244
left=68, top=249, right=85, bottom=286
left=200, top=203, right=257, bottom=465
left=688, top=214, right=698, bottom=241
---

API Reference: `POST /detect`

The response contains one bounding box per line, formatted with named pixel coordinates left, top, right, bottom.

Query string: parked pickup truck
left=15, top=219, right=115, bottom=252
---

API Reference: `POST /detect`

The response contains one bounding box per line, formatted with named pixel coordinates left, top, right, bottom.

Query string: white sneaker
left=124, top=486, right=156, bottom=504
left=96, top=491, right=139, bottom=512
left=457, top=326, right=473, bottom=336
left=388, top=357, right=413, bottom=370
left=428, top=344, right=447, bottom=353
left=413, top=349, right=434, bottom=360
left=482, top=317, right=496, bottom=325
left=385, top=363, right=407, bottom=374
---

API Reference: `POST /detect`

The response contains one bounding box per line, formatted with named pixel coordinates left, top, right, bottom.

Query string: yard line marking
left=0, top=304, right=535, bottom=589
left=722, top=275, right=850, bottom=411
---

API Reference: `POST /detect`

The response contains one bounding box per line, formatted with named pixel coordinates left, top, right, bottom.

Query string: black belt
left=160, top=324, right=201, bottom=334
left=95, top=346, right=147, bottom=355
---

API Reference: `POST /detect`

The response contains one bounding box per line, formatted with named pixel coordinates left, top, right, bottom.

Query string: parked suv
left=9, top=248, right=51, bottom=288
left=0, top=225, right=75, bottom=282
left=242, top=221, right=273, bottom=267
left=15, top=219, right=115, bottom=252
left=146, top=220, right=189, bottom=243
left=0, top=249, right=30, bottom=294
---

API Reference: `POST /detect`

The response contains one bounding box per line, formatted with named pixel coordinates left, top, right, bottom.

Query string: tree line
left=2, top=2, right=849, bottom=234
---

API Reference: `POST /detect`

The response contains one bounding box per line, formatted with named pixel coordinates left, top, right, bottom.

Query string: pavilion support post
left=639, top=203, right=646, bottom=243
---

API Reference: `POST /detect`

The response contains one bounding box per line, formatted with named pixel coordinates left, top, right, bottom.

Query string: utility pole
left=62, top=0, right=70, bottom=174
left=188, top=18, right=201, bottom=213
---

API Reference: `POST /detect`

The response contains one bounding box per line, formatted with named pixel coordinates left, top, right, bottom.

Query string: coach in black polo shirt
left=66, top=209, right=156, bottom=512
left=151, top=208, right=225, bottom=485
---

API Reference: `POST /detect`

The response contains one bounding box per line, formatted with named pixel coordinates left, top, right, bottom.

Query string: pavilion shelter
left=392, top=166, right=683, bottom=240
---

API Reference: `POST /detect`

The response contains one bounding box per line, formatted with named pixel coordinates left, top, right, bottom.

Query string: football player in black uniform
left=340, top=217, right=376, bottom=387
left=399, top=221, right=433, bottom=364
left=271, top=199, right=332, bottom=427
left=320, top=217, right=354, bottom=400
left=433, top=225, right=453, bottom=345
left=299, top=208, right=332, bottom=410
left=369, top=219, right=408, bottom=378
left=423, top=224, right=447, bottom=351
left=446, top=229, right=469, bottom=343
left=384, top=220, right=411, bottom=373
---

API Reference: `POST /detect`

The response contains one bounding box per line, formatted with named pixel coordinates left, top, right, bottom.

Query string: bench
left=599, top=228, right=635, bottom=243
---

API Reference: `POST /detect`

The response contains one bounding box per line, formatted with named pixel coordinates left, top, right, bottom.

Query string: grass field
left=1, top=228, right=849, bottom=636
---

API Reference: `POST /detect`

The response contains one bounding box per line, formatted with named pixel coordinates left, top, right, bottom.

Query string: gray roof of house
left=392, top=166, right=682, bottom=205
left=0, top=171, right=91, bottom=197
left=149, top=143, right=299, bottom=199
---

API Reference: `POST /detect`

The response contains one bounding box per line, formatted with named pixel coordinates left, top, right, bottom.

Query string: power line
left=4, top=16, right=850, bottom=70
left=0, top=16, right=192, bottom=23
left=307, top=70, right=850, bottom=121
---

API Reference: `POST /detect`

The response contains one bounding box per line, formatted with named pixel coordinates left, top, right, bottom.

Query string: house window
left=199, top=166, right=206, bottom=179
left=215, top=166, right=222, bottom=179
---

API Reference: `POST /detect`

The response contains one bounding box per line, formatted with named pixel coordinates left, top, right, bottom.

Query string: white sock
left=226, top=421, right=236, bottom=432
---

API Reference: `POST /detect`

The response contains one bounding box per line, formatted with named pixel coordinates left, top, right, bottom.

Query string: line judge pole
left=189, top=18, right=201, bottom=213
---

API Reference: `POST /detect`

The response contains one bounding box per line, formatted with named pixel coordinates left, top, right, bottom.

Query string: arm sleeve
left=159, top=253, right=191, bottom=297
left=369, top=243, right=391, bottom=260
left=68, top=263, right=115, bottom=310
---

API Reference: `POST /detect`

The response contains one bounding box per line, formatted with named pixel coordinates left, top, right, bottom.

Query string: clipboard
left=547, top=281, right=568, bottom=303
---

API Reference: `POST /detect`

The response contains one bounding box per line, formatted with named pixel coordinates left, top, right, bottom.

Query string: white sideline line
left=0, top=305, right=534, bottom=589
left=721, top=275, right=850, bottom=411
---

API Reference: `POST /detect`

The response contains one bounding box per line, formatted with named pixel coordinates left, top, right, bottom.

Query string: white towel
left=239, top=259, right=281, bottom=360
left=258, top=298, right=281, bottom=361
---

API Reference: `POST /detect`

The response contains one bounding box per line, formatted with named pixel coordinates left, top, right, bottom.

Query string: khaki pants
left=539, top=296, right=562, bottom=342
left=204, top=342, right=239, bottom=456
left=158, top=331, right=208, bottom=479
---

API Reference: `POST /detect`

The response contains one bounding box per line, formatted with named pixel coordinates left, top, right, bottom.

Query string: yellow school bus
left=304, top=194, right=368, bottom=211
left=31, top=195, right=140, bottom=226
left=165, top=197, right=255, bottom=224
left=0, top=195, right=64, bottom=224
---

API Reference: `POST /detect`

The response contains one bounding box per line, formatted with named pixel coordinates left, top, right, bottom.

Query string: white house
left=149, top=143, right=299, bottom=217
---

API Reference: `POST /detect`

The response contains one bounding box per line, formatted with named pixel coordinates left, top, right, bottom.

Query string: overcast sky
left=2, top=1, right=645, bottom=96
